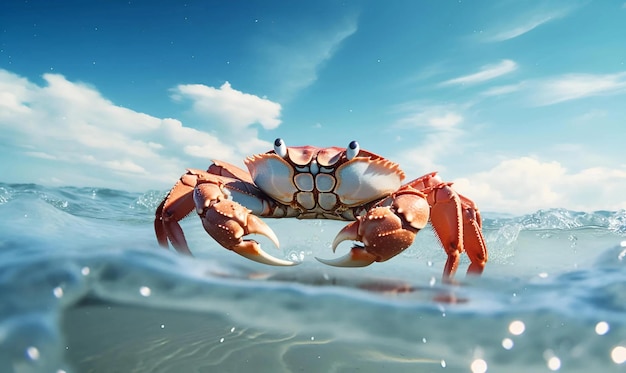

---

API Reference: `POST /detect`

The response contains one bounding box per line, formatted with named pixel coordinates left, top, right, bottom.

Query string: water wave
left=0, top=183, right=625, bottom=372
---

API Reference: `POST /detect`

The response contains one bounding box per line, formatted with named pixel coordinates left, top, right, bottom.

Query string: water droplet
left=288, top=251, right=304, bottom=262
left=470, top=358, right=487, bottom=373
left=53, top=286, right=63, bottom=298
left=429, top=277, right=436, bottom=287
left=502, top=338, right=514, bottom=350
left=509, top=320, right=525, bottom=335
left=139, top=286, right=151, bottom=297
left=611, top=346, right=626, bottom=364
left=440, top=360, right=446, bottom=368
left=422, top=337, right=427, bottom=343
left=311, top=336, right=315, bottom=341
left=81, top=266, right=90, bottom=276
left=230, top=327, right=235, bottom=333
left=427, top=261, right=433, bottom=267
left=595, top=321, right=610, bottom=335
left=26, top=346, right=40, bottom=360
left=160, top=324, right=165, bottom=329
left=547, top=356, right=561, bottom=371
left=219, top=337, right=225, bottom=343
left=538, top=272, right=549, bottom=278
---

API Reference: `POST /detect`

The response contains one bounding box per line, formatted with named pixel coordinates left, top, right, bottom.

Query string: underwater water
left=0, top=183, right=625, bottom=373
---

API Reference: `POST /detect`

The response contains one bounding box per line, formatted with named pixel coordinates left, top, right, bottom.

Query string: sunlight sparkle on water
left=547, top=356, right=561, bottom=371
left=612, top=346, right=626, bottom=364
left=501, top=338, right=514, bottom=350
left=595, top=321, right=610, bottom=335
left=508, top=320, right=525, bottom=335
left=26, top=346, right=39, bottom=360
left=53, top=286, right=63, bottom=298
left=139, top=286, right=151, bottom=297
left=471, top=358, right=488, bottom=373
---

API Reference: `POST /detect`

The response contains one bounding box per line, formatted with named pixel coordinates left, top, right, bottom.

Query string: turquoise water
left=1, top=183, right=625, bottom=372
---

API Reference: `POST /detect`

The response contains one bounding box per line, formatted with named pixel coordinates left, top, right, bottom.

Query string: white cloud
left=172, top=82, right=281, bottom=131
left=481, top=83, right=524, bottom=97
left=0, top=69, right=281, bottom=191
left=453, top=157, right=626, bottom=214
left=574, top=109, right=607, bottom=122
left=441, top=60, right=518, bottom=86
left=532, top=72, right=626, bottom=105
left=486, top=13, right=562, bottom=42
left=394, top=105, right=464, bottom=130
left=483, top=4, right=579, bottom=42
left=429, top=113, right=464, bottom=129
left=257, top=16, right=358, bottom=101
left=391, top=104, right=467, bottom=173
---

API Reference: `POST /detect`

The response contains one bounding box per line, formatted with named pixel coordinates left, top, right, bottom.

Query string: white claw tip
left=239, top=249, right=299, bottom=266
left=316, top=250, right=376, bottom=268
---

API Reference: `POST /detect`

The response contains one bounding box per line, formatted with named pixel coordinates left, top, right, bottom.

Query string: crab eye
left=346, top=140, right=360, bottom=160
left=274, top=138, right=287, bottom=158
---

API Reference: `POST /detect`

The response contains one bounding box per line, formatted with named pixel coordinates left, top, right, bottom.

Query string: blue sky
left=1, top=0, right=625, bottom=214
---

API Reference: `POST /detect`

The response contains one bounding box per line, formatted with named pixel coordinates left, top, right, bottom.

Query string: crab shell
left=244, top=144, right=406, bottom=215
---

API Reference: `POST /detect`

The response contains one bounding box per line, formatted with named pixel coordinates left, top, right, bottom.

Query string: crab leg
left=460, top=195, right=488, bottom=275
left=426, top=183, right=464, bottom=281
left=155, top=172, right=199, bottom=255
left=156, top=169, right=296, bottom=266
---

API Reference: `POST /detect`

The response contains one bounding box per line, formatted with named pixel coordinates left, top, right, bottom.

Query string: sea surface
left=0, top=183, right=625, bottom=373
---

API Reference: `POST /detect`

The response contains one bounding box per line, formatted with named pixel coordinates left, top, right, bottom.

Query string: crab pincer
left=317, top=189, right=430, bottom=267
left=194, top=184, right=297, bottom=266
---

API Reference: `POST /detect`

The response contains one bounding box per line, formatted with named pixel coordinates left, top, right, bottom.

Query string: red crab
left=155, top=139, right=488, bottom=280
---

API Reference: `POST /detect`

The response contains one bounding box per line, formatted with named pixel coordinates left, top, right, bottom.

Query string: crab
left=155, top=139, right=488, bottom=281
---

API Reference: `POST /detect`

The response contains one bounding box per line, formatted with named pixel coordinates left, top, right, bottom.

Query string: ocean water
left=1, top=183, right=625, bottom=373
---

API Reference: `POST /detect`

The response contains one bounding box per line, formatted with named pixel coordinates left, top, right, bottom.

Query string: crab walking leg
left=194, top=183, right=297, bottom=266
left=155, top=172, right=201, bottom=255
left=459, top=195, right=488, bottom=275
left=427, top=183, right=464, bottom=281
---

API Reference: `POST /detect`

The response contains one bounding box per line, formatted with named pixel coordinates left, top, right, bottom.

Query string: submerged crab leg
left=460, top=195, right=488, bottom=275
left=427, top=183, right=464, bottom=280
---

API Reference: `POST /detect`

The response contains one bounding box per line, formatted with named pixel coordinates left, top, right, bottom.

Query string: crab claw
left=317, top=192, right=428, bottom=268
left=200, top=198, right=298, bottom=266
left=316, top=220, right=377, bottom=267
left=315, top=246, right=377, bottom=267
